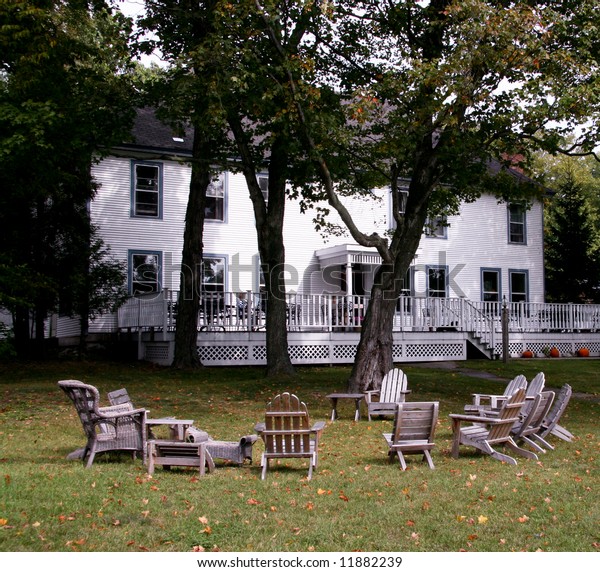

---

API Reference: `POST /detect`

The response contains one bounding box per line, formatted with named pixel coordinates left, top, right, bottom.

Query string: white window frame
left=128, top=250, right=162, bottom=296
left=205, top=173, right=227, bottom=222
left=131, top=161, right=162, bottom=218
left=508, top=204, right=527, bottom=244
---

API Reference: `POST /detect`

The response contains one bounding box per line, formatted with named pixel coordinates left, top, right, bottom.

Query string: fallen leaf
left=193, top=545, right=206, bottom=552
left=199, top=516, right=209, bottom=524
left=305, top=502, right=314, bottom=510
left=518, top=515, right=529, bottom=523
left=339, top=493, right=349, bottom=502
left=0, top=518, right=7, bottom=526
left=247, top=498, right=261, bottom=505
left=201, top=526, right=212, bottom=535
left=478, top=515, right=488, bottom=524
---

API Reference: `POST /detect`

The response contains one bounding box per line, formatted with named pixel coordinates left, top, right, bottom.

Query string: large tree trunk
left=227, top=112, right=296, bottom=377
left=172, top=129, right=211, bottom=369
left=348, top=279, right=398, bottom=392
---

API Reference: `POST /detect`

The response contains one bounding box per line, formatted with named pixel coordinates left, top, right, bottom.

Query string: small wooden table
left=146, top=418, right=194, bottom=440
left=326, top=393, right=365, bottom=421
left=147, top=440, right=215, bottom=476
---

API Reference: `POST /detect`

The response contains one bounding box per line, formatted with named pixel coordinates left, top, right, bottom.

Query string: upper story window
left=424, top=215, right=447, bottom=238
left=257, top=174, right=269, bottom=203
left=131, top=162, right=162, bottom=218
left=206, top=173, right=226, bottom=222
left=508, top=204, right=527, bottom=244
left=388, top=182, right=409, bottom=230
left=129, top=250, right=162, bottom=295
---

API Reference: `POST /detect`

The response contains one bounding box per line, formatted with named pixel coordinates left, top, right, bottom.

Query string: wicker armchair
left=58, top=380, right=147, bottom=468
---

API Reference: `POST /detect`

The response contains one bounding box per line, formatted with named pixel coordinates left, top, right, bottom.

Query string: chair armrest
left=450, top=413, right=519, bottom=425
left=311, top=421, right=326, bottom=433
left=100, top=407, right=147, bottom=420
left=254, top=422, right=266, bottom=434
left=363, top=390, right=380, bottom=404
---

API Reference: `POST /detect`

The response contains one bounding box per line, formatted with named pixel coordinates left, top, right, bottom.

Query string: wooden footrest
left=147, top=440, right=215, bottom=475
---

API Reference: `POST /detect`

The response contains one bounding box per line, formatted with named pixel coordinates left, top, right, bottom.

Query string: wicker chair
left=58, top=380, right=146, bottom=468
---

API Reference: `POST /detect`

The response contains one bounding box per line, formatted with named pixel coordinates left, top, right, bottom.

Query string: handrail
left=116, top=291, right=600, bottom=334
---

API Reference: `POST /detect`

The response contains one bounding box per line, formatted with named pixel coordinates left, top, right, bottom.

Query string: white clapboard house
left=51, top=108, right=600, bottom=364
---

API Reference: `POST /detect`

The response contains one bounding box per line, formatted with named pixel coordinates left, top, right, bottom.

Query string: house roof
left=116, top=107, right=194, bottom=156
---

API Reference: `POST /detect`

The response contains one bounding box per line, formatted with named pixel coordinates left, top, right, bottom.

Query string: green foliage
left=0, top=1, right=138, bottom=354
left=537, top=155, right=600, bottom=302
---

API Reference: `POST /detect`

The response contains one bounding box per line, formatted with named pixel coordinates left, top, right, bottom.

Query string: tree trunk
left=172, top=129, right=211, bottom=369
left=347, top=281, right=398, bottom=393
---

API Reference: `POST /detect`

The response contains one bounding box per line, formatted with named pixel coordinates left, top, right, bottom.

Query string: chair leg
left=261, top=455, right=268, bottom=480
left=531, top=433, right=554, bottom=450
left=505, top=438, right=538, bottom=461
left=85, top=444, right=97, bottom=468
left=423, top=450, right=435, bottom=470
left=520, top=435, right=546, bottom=454
left=396, top=451, right=407, bottom=471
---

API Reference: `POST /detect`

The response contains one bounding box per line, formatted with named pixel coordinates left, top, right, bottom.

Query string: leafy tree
left=541, top=159, right=600, bottom=302
left=255, top=0, right=600, bottom=391
left=0, top=0, right=137, bottom=357
left=139, top=0, right=231, bottom=369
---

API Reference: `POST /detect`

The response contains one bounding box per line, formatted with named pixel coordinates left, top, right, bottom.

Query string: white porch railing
left=117, top=290, right=600, bottom=337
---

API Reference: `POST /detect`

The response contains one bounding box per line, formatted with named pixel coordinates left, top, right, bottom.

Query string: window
left=257, top=174, right=269, bottom=203
left=397, top=268, right=413, bottom=311
left=427, top=266, right=448, bottom=298
left=129, top=250, right=161, bottom=295
left=508, top=204, right=526, bottom=244
left=201, top=256, right=226, bottom=295
left=509, top=270, right=529, bottom=303
left=131, top=162, right=162, bottom=218
left=205, top=173, right=226, bottom=221
left=481, top=269, right=501, bottom=302
left=424, top=215, right=447, bottom=238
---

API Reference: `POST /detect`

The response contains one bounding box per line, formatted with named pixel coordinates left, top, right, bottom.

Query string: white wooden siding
left=91, top=156, right=545, bottom=304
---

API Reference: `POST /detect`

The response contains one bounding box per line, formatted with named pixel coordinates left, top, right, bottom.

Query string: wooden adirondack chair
left=510, top=390, right=555, bottom=456
left=463, top=374, right=527, bottom=414
left=58, top=380, right=147, bottom=468
left=537, top=384, right=574, bottom=445
left=450, top=388, right=532, bottom=465
left=364, top=368, right=411, bottom=421
left=382, top=402, right=439, bottom=470
left=254, top=392, right=325, bottom=480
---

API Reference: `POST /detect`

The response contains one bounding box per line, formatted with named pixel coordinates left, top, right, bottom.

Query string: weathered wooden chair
left=510, top=390, right=555, bottom=457
left=463, top=374, right=527, bottom=414
left=537, top=384, right=574, bottom=445
left=58, top=380, right=147, bottom=468
left=365, top=368, right=411, bottom=421
left=450, top=388, right=532, bottom=465
left=107, top=388, right=134, bottom=408
left=382, top=402, right=439, bottom=470
left=254, top=392, right=326, bottom=480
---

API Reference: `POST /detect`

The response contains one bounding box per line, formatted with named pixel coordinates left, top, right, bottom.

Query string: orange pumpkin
left=522, top=350, right=534, bottom=358
left=549, top=347, right=560, bottom=358
left=577, top=347, right=590, bottom=357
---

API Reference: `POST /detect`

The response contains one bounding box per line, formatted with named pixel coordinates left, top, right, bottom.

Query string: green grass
left=0, top=358, right=598, bottom=552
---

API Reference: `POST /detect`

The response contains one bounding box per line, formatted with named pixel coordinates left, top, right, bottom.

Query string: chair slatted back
left=107, top=388, right=133, bottom=408
left=526, top=372, right=545, bottom=398
left=380, top=369, right=408, bottom=403
left=488, top=388, right=526, bottom=443
left=504, top=375, right=527, bottom=397
left=392, top=402, right=438, bottom=443
left=263, top=393, right=311, bottom=455
left=527, top=391, right=555, bottom=432
left=543, top=384, right=572, bottom=430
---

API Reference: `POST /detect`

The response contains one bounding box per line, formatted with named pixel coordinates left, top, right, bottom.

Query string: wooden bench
left=147, top=440, right=215, bottom=476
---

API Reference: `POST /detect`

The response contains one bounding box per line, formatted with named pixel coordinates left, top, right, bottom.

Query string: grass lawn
left=0, top=358, right=598, bottom=553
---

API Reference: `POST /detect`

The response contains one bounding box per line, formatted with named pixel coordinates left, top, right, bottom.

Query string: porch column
left=345, top=255, right=353, bottom=296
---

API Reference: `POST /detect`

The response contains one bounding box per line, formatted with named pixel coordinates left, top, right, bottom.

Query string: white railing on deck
left=117, top=290, right=600, bottom=336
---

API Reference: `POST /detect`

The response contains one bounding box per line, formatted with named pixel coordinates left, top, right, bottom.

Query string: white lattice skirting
left=143, top=331, right=468, bottom=366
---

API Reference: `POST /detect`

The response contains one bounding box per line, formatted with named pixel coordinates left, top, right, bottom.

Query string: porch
left=116, top=291, right=600, bottom=366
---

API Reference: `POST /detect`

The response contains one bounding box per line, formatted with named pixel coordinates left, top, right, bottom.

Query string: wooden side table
left=146, top=418, right=194, bottom=440
left=147, top=440, right=215, bottom=476
left=326, top=393, right=365, bottom=421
